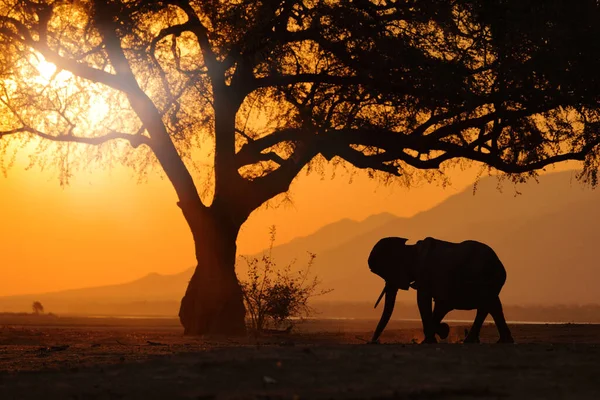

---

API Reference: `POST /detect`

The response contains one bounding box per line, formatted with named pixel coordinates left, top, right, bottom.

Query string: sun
left=34, top=56, right=57, bottom=81
left=28, top=53, right=62, bottom=84
left=27, top=53, right=114, bottom=128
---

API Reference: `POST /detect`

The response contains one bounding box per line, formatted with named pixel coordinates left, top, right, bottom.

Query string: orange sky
left=0, top=147, right=579, bottom=296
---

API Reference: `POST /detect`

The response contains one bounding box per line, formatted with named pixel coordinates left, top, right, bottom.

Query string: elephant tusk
left=374, top=286, right=386, bottom=309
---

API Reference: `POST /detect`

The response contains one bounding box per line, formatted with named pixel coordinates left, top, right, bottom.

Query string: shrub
left=32, top=301, right=44, bottom=315
left=240, top=227, right=332, bottom=332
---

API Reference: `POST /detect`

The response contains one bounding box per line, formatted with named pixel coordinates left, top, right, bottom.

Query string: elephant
left=368, top=237, right=514, bottom=344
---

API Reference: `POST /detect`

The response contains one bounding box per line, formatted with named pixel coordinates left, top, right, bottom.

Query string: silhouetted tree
left=1, top=1, right=600, bottom=334
left=32, top=301, right=44, bottom=315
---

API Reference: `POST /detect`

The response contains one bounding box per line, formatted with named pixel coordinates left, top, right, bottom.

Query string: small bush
left=32, top=301, right=44, bottom=315
left=240, top=227, right=332, bottom=332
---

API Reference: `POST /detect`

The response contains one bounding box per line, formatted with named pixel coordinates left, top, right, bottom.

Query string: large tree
left=2, top=0, right=600, bottom=334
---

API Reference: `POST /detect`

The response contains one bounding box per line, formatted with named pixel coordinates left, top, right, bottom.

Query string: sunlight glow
left=26, top=53, right=114, bottom=130
left=33, top=56, right=57, bottom=81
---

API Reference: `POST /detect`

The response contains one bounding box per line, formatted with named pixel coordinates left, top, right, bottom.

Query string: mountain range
left=2, top=170, right=600, bottom=316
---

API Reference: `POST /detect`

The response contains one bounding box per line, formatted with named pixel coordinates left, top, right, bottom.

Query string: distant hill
left=311, top=171, right=600, bottom=305
left=0, top=212, right=396, bottom=314
left=264, top=212, right=397, bottom=261
left=2, top=170, right=600, bottom=315
left=0, top=269, right=193, bottom=314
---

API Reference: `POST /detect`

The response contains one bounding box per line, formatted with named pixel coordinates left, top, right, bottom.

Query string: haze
left=0, top=162, right=472, bottom=295
left=0, top=145, right=586, bottom=301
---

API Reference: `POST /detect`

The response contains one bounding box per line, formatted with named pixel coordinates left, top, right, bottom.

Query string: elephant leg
left=489, top=296, right=514, bottom=343
left=464, top=308, right=488, bottom=343
left=432, top=302, right=451, bottom=340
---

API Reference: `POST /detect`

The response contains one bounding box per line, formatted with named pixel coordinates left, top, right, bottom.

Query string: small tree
left=240, top=227, right=332, bottom=332
left=32, top=301, right=44, bottom=315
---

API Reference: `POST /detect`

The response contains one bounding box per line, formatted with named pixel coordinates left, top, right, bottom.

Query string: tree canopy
left=2, top=1, right=600, bottom=198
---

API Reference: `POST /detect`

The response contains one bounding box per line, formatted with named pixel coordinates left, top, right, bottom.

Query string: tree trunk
left=178, top=208, right=246, bottom=335
left=177, top=85, right=250, bottom=335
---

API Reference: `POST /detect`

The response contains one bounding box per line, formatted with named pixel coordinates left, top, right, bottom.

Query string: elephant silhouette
left=368, top=237, right=514, bottom=344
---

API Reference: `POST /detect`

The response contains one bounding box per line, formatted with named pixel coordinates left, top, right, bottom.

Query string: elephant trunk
left=370, top=285, right=398, bottom=343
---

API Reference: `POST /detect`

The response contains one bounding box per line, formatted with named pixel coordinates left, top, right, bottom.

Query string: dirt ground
left=1, top=318, right=599, bottom=399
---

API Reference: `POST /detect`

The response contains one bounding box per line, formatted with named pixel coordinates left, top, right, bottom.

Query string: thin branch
left=252, top=73, right=360, bottom=90
left=0, top=126, right=151, bottom=148
left=171, top=1, right=220, bottom=75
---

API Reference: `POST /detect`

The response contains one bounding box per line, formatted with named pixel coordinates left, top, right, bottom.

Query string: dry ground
left=1, top=318, right=599, bottom=399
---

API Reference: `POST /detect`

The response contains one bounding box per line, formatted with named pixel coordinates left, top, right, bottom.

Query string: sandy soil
left=1, top=318, right=599, bottom=399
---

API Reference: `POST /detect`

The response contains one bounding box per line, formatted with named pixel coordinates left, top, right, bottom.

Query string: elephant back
left=415, top=238, right=507, bottom=308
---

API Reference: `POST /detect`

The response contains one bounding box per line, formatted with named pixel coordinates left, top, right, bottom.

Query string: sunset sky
left=0, top=2, right=592, bottom=303
left=0, top=145, right=579, bottom=297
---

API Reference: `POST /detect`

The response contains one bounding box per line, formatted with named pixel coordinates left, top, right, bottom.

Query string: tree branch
left=91, top=0, right=206, bottom=211
left=237, top=150, right=286, bottom=168
left=171, top=0, right=221, bottom=76
left=318, top=124, right=600, bottom=175
left=242, top=131, right=318, bottom=213
left=333, top=146, right=401, bottom=176
left=252, top=73, right=360, bottom=90
left=235, top=128, right=305, bottom=168
left=0, top=126, right=151, bottom=148
left=431, top=140, right=600, bottom=173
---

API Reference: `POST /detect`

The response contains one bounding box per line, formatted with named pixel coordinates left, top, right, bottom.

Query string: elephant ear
left=415, top=237, right=437, bottom=271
